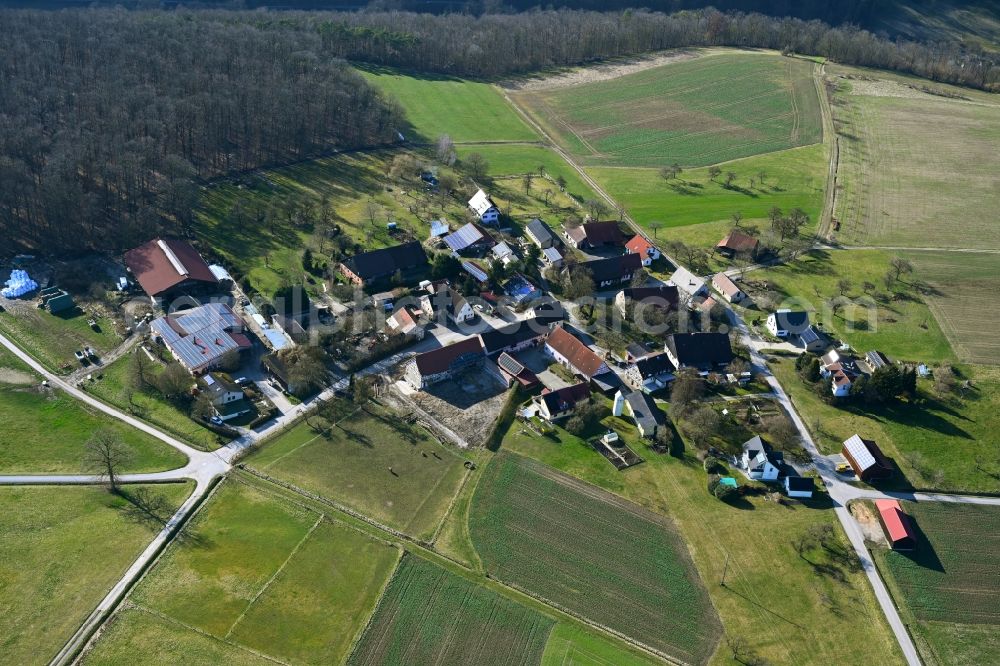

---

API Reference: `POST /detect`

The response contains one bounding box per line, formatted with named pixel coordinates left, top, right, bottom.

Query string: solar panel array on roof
left=844, top=434, right=876, bottom=471
left=497, top=352, right=526, bottom=376
left=444, top=223, right=485, bottom=251
left=150, top=302, right=248, bottom=372
left=462, top=261, right=488, bottom=283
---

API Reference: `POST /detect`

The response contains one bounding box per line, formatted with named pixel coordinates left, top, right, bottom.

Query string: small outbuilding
left=784, top=476, right=814, bottom=499
left=875, top=499, right=917, bottom=550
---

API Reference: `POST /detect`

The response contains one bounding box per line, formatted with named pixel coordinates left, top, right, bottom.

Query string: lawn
left=541, top=623, right=665, bottom=666
left=86, top=351, right=221, bottom=452
left=771, top=358, right=1000, bottom=493
left=89, top=478, right=401, bottom=665
left=469, top=451, right=720, bottom=664
left=244, top=401, right=470, bottom=540
left=0, top=483, right=192, bottom=666
left=357, top=67, right=539, bottom=142
left=512, top=52, right=822, bottom=168
left=499, top=420, right=903, bottom=665
left=0, top=384, right=186, bottom=474
left=347, top=554, right=554, bottom=666
left=829, top=67, right=1000, bottom=251
left=591, top=143, right=826, bottom=235
left=0, top=306, right=120, bottom=374
left=454, top=143, right=599, bottom=203
left=872, top=501, right=1000, bottom=666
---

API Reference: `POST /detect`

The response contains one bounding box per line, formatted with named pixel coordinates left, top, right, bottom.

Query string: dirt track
left=502, top=49, right=702, bottom=92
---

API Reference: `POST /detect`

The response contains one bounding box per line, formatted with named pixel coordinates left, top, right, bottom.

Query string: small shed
left=875, top=499, right=917, bottom=551
left=784, top=476, right=814, bottom=499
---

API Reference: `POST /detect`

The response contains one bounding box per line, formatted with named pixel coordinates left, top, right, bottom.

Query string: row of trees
left=0, top=10, right=403, bottom=255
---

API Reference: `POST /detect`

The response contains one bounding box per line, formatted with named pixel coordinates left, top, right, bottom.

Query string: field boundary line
left=342, top=548, right=405, bottom=666
left=815, top=61, right=838, bottom=239
left=223, top=514, right=324, bottom=641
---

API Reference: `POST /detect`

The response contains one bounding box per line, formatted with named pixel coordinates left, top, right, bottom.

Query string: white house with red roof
left=625, top=234, right=661, bottom=266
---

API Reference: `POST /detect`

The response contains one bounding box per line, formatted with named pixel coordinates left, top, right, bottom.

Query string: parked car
left=836, top=463, right=853, bottom=475
left=85, top=347, right=98, bottom=361
left=210, top=416, right=223, bottom=425
left=74, top=350, right=89, bottom=365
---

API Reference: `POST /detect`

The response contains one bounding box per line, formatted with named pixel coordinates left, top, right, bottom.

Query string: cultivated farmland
left=512, top=52, right=822, bottom=168
left=87, top=477, right=401, bottom=665
left=348, top=554, right=554, bottom=666
left=357, top=67, right=538, bottom=142
left=468, top=451, right=719, bottom=664
left=874, top=501, right=1000, bottom=665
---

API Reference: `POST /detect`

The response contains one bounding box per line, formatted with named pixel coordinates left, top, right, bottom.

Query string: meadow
left=469, top=451, right=720, bottom=664
left=0, top=483, right=192, bottom=666
left=357, top=67, right=539, bottom=143
left=0, top=306, right=120, bottom=374
left=454, top=143, right=599, bottom=203
left=874, top=501, right=1000, bottom=665
left=513, top=53, right=822, bottom=168
left=829, top=69, right=1000, bottom=251
left=0, top=383, right=186, bottom=474
left=88, top=478, right=401, bottom=665
left=348, top=554, right=554, bottom=666
left=500, top=418, right=903, bottom=666
left=245, top=402, right=470, bottom=540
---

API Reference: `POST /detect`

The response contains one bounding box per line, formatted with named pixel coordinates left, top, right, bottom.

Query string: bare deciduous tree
left=84, top=429, right=132, bottom=493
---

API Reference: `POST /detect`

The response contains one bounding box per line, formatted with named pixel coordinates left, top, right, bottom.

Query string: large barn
left=842, top=434, right=894, bottom=482
left=124, top=238, right=218, bottom=300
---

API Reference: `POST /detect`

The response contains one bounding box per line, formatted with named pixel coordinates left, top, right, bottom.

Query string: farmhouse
left=405, top=337, right=485, bottom=389
left=715, top=230, right=760, bottom=258
left=766, top=309, right=810, bottom=338
left=421, top=281, right=476, bottom=325
left=741, top=435, right=782, bottom=481
left=712, top=273, right=746, bottom=303
left=536, top=382, right=591, bottom=421
left=668, top=267, right=708, bottom=301
left=124, top=238, right=218, bottom=300
left=201, top=373, right=250, bottom=422
left=339, top=241, right=429, bottom=287
left=784, top=476, right=814, bottom=499
left=875, top=499, right=917, bottom=551
left=478, top=318, right=547, bottom=356
left=821, top=350, right=862, bottom=397
left=443, top=222, right=494, bottom=256
left=150, top=302, right=252, bottom=375
left=615, top=285, right=679, bottom=318
left=544, top=325, right=610, bottom=380
left=664, top=332, right=734, bottom=371
left=491, top=241, right=516, bottom=266
left=620, top=390, right=667, bottom=439
left=564, top=221, right=625, bottom=249
left=842, top=434, right=894, bottom=482
left=625, top=234, right=661, bottom=266
left=494, top=352, right=540, bottom=388
left=577, top=253, right=642, bottom=289
left=468, top=189, right=500, bottom=225
left=525, top=218, right=557, bottom=249
left=624, top=352, right=675, bottom=393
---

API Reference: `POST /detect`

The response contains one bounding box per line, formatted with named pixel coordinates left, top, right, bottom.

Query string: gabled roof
left=497, top=352, right=539, bottom=387
left=624, top=390, right=666, bottom=431
left=625, top=234, right=656, bottom=256
left=713, top=272, right=743, bottom=298
left=492, top=241, right=515, bottom=261
left=799, top=325, right=823, bottom=344
left=388, top=307, right=421, bottom=335
left=717, top=230, right=759, bottom=253
left=668, top=267, right=706, bottom=296
left=413, top=337, right=484, bottom=376
left=342, top=241, right=428, bottom=281
left=665, top=332, right=733, bottom=368
left=150, top=302, right=250, bottom=372
left=579, top=253, right=642, bottom=284
left=619, top=285, right=679, bottom=309
left=461, top=261, right=489, bottom=283
left=478, top=318, right=547, bottom=355
left=567, top=221, right=624, bottom=246
left=867, top=350, right=891, bottom=369
left=124, top=239, right=217, bottom=297
left=633, top=352, right=675, bottom=379
left=542, top=247, right=563, bottom=263
left=770, top=309, right=810, bottom=332
left=444, top=223, right=492, bottom=252
left=875, top=499, right=915, bottom=545
left=526, top=218, right=555, bottom=244
left=546, top=325, right=608, bottom=378
left=540, top=382, right=590, bottom=414
left=429, top=219, right=450, bottom=237
left=468, top=189, right=497, bottom=216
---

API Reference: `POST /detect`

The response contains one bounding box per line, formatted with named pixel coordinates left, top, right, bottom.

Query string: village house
left=716, top=230, right=760, bottom=259
left=405, top=337, right=485, bottom=389
left=525, top=218, right=557, bottom=249
left=842, top=434, right=894, bottom=482
left=541, top=246, right=564, bottom=268
left=664, top=332, right=734, bottom=371
left=619, top=390, right=667, bottom=439
left=544, top=325, right=610, bottom=380
left=443, top=222, right=495, bottom=257
left=784, top=476, right=814, bottom=499
left=386, top=306, right=425, bottom=340
left=615, top=285, right=679, bottom=318
left=577, top=253, right=643, bottom=289
left=766, top=309, right=810, bottom=338
left=535, top=382, right=591, bottom=421
left=623, top=352, right=675, bottom=394
left=625, top=234, right=661, bottom=266
left=478, top=318, right=547, bottom=356
left=491, top=241, right=517, bottom=266
left=201, top=373, right=251, bottom=422
left=339, top=241, right=429, bottom=287
left=712, top=272, right=747, bottom=303
left=563, top=221, right=625, bottom=250
left=124, top=238, right=219, bottom=301
left=668, top=267, right=708, bottom=302
left=798, top=325, right=828, bottom=354
left=875, top=499, right=917, bottom=550
left=150, top=302, right=252, bottom=375
left=820, top=350, right=861, bottom=397
left=420, top=281, right=475, bottom=325
left=468, top=189, right=500, bottom=225
left=741, top=435, right=783, bottom=481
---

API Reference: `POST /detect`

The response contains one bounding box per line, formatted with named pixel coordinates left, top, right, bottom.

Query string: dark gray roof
left=478, top=318, right=547, bottom=355
left=625, top=390, right=666, bottom=431
left=633, top=353, right=675, bottom=379
left=342, top=241, right=428, bottom=281
left=665, top=332, right=733, bottom=369
left=772, top=310, right=810, bottom=333
left=785, top=476, right=814, bottom=492
left=578, top=254, right=642, bottom=284
left=526, top=218, right=555, bottom=244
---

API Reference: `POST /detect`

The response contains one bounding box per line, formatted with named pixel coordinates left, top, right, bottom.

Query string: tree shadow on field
left=117, top=486, right=173, bottom=530
left=893, top=514, right=945, bottom=573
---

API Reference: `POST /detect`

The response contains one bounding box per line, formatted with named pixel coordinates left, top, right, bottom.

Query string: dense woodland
left=1, top=7, right=997, bottom=256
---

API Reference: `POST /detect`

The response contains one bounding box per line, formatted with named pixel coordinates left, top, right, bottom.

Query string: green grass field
left=358, top=67, right=538, bottom=142
left=0, top=384, right=186, bottom=474
left=0, top=307, right=120, bottom=374
left=1, top=483, right=192, bottom=665
left=513, top=52, right=822, bottom=168
left=86, top=351, right=221, bottom=451
left=454, top=143, right=599, bottom=203
left=245, top=402, right=470, bottom=540
left=591, top=143, right=826, bottom=236
left=874, top=501, right=1000, bottom=665
left=469, top=451, right=719, bottom=664
left=348, top=554, right=554, bottom=666
left=88, top=478, right=401, bottom=665
left=500, top=420, right=903, bottom=665
left=541, top=623, right=664, bottom=666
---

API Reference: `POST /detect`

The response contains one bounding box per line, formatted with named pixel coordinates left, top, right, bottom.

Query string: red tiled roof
left=717, top=230, right=760, bottom=253
left=876, top=499, right=915, bottom=545
left=540, top=382, right=590, bottom=413
left=546, top=325, right=607, bottom=378
left=124, top=239, right=217, bottom=297
left=413, top=337, right=483, bottom=375
left=626, top=234, right=655, bottom=256
left=713, top=272, right=742, bottom=298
